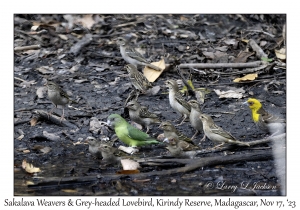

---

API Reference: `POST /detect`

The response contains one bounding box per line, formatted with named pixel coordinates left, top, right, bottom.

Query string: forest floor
left=14, top=14, right=286, bottom=196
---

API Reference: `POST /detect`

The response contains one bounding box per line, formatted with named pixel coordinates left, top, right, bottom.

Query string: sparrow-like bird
left=159, top=121, right=194, bottom=144
left=163, top=132, right=198, bottom=151
left=107, top=114, right=159, bottom=147
left=244, top=98, right=285, bottom=136
left=125, top=64, right=152, bottom=94
left=126, top=100, right=160, bottom=133
left=163, top=136, right=184, bottom=157
left=45, top=81, right=77, bottom=122
left=98, top=143, right=120, bottom=165
left=116, top=37, right=162, bottom=71
left=85, top=136, right=102, bottom=159
left=199, top=114, right=250, bottom=148
left=165, top=80, right=191, bottom=126
left=188, top=100, right=204, bottom=140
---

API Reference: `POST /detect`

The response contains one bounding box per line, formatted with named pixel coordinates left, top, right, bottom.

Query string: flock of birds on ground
left=44, top=36, right=286, bottom=166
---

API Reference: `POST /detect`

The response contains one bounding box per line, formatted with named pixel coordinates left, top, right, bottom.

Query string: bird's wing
left=139, top=106, right=158, bottom=119
left=210, top=123, right=236, bottom=140
left=174, top=92, right=191, bottom=112
left=126, top=123, right=153, bottom=141
left=135, top=72, right=152, bottom=88
left=125, top=46, right=149, bottom=63
left=176, top=131, right=193, bottom=143
left=258, top=107, right=285, bottom=124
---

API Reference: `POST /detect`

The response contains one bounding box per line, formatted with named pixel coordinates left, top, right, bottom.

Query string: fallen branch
left=34, top=110, right=78, bottom=129
left=29, top=150, right=272, bottom=189
left=166, top=61, right=264, bottom=69
left=14, top=45, right=41, bottom=52
left=249, top=39, right=268, bottom=59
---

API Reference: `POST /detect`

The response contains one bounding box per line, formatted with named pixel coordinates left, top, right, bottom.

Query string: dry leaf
left=78, top=15, right=95, bottom=29
left=30, top=117, right=38, bottom=126
left=61, top=189, right=78, bottom=193
left=40, top=147, right=52, bottom=154
left=143, top=59, right=166, bottom=82
left=23, top=150, right=30, bottom=154
left=118, top=146, right=139, bottom=154
left=120, top=159, right=140, bottom=170
left=275, top=48, right=286, bottom=60
left=22, top=160, right=41, bottom=173
left=36, top=86, right=47, bottom=98
left=233, top=74, right=258, bottom=82
left=214, top=89, right=243, bottom=99
left=17, top=134, right=24, bottom=141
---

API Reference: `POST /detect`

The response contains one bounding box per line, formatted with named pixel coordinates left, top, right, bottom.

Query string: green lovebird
left=107, top=114, right=159, bottom=147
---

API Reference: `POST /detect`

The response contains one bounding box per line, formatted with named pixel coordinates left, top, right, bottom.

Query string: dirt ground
left=14, top=14, right=286, bottom=196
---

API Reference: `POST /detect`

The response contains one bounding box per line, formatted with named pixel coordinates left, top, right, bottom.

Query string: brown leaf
left=233, top=74, right=258, bottom=83
left=61, top=189, right=78, bottom=193
left=143, top=59, right=166, bottom=82
left=22, top=160, right=41, bottom=173
left=30, top=117, right=38, bottom=126
left=275, top=48, right=286, bottom=60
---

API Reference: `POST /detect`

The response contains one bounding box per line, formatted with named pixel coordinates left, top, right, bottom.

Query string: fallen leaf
left=275, top=48, right=286, bottom=60
left=223, top=38, right=238, bottom=45
left=40, top=147, right=52, bottom=154
left=42, top=131, right=60, bottom=141
left=22, top=160, right=41, bottom=173
left=143, top=59, right=166, bottom=82
left=214, top=89, right=243, bottom=99
left=17, top=134, right=24, bottom=141
left=36, top=86, right=47, bottom=98
left=23, top=150, right=30, bottom=154
left=78, top=15, right=95, bottom=29
left=233, top=74, right=258, bottom=82
left=120, top=159, right=140, bottom=170
left=61, top=189, right=78, bottom=193
left=30, top=117, right=38, bottom=126
left=118, top=146, right=139, bottom=154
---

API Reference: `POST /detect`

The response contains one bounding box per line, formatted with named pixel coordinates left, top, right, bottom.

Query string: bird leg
left=191, top=130, right=199, bottom=140
left=59, top=108, right=65, bottom=123
left=200, top=134, right=206, bottom=142
left=146, top=126, right=150, bottom=134
left=47, top=104, right=57, bottom=119
left=211, top=142, right=224, bottom=149
left=176, top=115, right=187, bottom=126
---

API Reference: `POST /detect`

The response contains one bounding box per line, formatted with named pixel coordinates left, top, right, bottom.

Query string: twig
left=166, top=61, right=264, bottom=69
left=14, top=45, right=41, bottom=52
left=34, top=110, right=78, bottom=129
left=249, top=39, right=268, bottom=59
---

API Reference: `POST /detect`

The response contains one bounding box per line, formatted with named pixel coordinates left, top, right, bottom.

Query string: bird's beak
left=163, top=138, right=169, bottom=143
left=242, top=101, right=248, bottom=106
